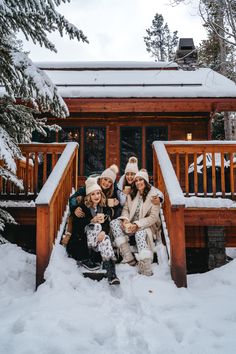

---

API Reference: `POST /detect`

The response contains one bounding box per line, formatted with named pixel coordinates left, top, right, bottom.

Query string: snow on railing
left=35, top=142, right=78, bottom=205
left=153, top=141, right=185, bottom=206
left=164, top=140, right=236, bottom=145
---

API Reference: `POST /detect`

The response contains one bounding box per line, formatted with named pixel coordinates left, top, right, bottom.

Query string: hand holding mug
left=97, top=231, right=105, bottom=242
left=113, top=198, right=119, bottom=206
left=74, top=207, right=85, bottom=218
left=97, top=213, right=105, bottom=223
left=107, top=198, right=115, bottom=207
left=123, top=186, right=131, bottom=195
left=151, top=196, right=160, bottom=206
left=124, top=222, right=132, bottom=234
left=129, top=223, right=138, bottom=233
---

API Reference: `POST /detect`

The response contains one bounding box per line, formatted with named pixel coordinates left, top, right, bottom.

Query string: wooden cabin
left=36, top=61, right=236, bottom=183
left=2, top=61, right=236, bottom=288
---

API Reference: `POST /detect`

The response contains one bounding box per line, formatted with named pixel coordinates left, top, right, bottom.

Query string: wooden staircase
left=153, top=141, right=236, bottom=288
left=2, top=140, right=236, bottom=289
left=0, top=142, right=78, bottom=288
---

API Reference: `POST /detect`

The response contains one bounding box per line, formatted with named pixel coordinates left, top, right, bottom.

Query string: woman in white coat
left=110, top=169, right=162, bottom=276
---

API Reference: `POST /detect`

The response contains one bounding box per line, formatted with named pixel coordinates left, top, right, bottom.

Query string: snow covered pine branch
left=0, top=0, right=88, bottom=233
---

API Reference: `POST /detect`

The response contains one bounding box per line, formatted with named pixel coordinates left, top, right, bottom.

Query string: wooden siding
left=48, top=115, right=209, bottom=182
left=64, top=98, right=236, bottom=113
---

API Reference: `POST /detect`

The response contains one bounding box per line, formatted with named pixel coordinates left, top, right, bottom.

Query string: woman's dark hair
left=130, top=179, right=151, bottom=202
left=122, top=177, right=135, bottom=191
left=97, top=177, right=114, bottom=198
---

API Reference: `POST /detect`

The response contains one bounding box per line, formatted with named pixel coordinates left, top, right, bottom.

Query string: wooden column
left=106, top=125, right=119, bottom=167
left=36, top=205, right=51, bottom=288
left=152, top=150, right=158, bottom=187
left=169, top=206, right=187, bottom=288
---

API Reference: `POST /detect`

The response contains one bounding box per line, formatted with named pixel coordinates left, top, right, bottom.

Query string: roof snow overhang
left=1, top=62, right=236, bottom=114
left=37, top=61, right=236, bottom=113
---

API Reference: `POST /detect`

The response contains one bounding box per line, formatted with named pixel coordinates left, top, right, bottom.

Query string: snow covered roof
left=37, top=61, right=179, bottom=70
left=37, top=61, right=236, bottom=99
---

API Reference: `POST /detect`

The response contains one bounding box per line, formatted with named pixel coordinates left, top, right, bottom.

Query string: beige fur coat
left=120, top=186, right=161, bottom=249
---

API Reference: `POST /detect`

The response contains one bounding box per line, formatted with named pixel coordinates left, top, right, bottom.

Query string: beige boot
left=138, top=249, right=153, bottom=276
left=138, top=258, right=153, bottom=276
left=115, top=236, right=136, bottom=266
left=120, top=242, right=136, bottom=266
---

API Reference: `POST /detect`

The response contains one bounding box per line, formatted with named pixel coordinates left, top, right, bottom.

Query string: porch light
left=186, top=133, right=192, bottom=141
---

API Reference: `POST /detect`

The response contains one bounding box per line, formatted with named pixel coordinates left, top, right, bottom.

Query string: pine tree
left=172, top=0, right=236, bottom=139
left=0, top=0, right=88, bottom=232
left=144, top=13, right=178, bottom=62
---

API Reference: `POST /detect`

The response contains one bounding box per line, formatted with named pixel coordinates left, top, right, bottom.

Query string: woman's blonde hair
left=84, top=190, right=107, bottom=208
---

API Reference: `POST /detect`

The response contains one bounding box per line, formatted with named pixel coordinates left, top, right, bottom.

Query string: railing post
left=169, top=205, right=187, bottom=288
left=74, top=147, right=78, bottom=191
left=36, top=204, right=51, bottom=288
left=153, top=150, right=158, bottom=187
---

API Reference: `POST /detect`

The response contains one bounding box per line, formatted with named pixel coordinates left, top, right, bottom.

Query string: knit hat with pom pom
left=125, top=156, right=139, bottom=174
left=100, top=164, right=119, bottom=183
left=85, top=177, right=102, bottom=195
left=134, top=168, right=149, bottom=184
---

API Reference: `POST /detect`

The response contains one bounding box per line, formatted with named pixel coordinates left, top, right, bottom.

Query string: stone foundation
left=207, top=226, right=226, bottom=270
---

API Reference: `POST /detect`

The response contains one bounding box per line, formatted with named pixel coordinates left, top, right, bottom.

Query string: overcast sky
left=22, top=0, right=206, bottom=62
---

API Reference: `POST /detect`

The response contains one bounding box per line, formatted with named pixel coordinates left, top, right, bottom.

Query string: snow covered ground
left=1, top=241, right=236, bottom=354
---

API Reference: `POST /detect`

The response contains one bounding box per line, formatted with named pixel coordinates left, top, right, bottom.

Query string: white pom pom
left=109, top=164, right=119, bottom=174
left=128, top=156, right=138, bottom=164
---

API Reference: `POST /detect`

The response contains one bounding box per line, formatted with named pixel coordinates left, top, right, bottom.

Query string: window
left=84, top=127, right=106, bottom=176
left=146, top=126, right=168, bottom=175
left=59, top=127, right=80, bottom=144
left=120, top=127, right=142, bottom=172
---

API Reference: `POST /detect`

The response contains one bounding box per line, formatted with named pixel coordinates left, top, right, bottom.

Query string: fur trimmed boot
left=103, top=260, right=120, bottom=285
left=138, top=249, right=153, bottom=276
left=115, top=236, right=136, bottom=266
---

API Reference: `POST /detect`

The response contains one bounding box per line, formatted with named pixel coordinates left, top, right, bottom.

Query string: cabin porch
left=1, top=141, right=236, bottom=288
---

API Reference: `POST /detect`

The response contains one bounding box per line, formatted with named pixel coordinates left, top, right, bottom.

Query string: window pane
left=120, top=127, right=142, bottom=173
left=146, top=126, right=168, bottom=175
left=59, top=127, right=80, bottom=144
left=84, top=127, right=106, bottom=176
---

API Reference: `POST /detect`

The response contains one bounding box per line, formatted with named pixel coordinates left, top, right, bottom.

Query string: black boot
left=104, top=260, right=120, bottom=285
left=81, top=249, right=101, bottom=271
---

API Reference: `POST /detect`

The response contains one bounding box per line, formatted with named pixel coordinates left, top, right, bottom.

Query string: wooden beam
left=64, top=98, right=236, bottom=113
left=185, top=208, right=236, bottom=226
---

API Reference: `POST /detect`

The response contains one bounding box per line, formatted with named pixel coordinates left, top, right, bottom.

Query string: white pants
left=110, top=219, right=152, bottom=260
left=85, top=223, right=115, bottom=260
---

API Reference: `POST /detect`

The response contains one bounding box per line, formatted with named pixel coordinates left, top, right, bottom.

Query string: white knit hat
left=100, top=164, right=119, bottom=183
left=134, top=169, right=149, bottom=184
left=85, top=177, right=102, bottom=195
left=125, top=156, right=139, bottom=174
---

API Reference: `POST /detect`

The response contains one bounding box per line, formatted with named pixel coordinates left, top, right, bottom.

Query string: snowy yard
left=1, top=241, right=236, bottom=354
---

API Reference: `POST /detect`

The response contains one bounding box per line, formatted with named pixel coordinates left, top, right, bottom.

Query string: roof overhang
left=64, top=97, right=236, bottom=114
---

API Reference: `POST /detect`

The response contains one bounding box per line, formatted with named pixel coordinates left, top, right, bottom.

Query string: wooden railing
left=0, top=144, right=68, bottom=199
left=153, top=142, right=186, bottom=288
left=35, top=142, right=78, bottom=287
left=165, top=142, right=236, bottom=198
left=153, top=141, right=236, bottom=288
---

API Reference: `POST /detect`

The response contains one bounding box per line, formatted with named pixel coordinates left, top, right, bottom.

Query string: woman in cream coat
left=110, top=169, right=162, bottom=276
